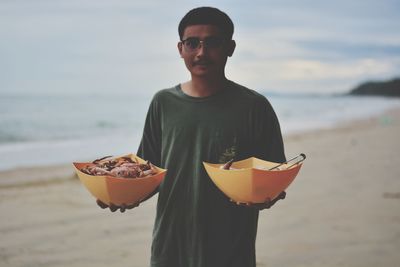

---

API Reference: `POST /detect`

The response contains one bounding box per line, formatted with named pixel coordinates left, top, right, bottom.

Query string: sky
left=1, top=0, right=399, bottom=96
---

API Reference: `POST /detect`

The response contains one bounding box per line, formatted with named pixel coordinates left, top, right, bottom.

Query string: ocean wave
left=1, top=94, right=399, bottom=170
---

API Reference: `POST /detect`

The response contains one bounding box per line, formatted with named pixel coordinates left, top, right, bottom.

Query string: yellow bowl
left=73, top=154, right=166, bottom=206
left=203, top=157, right=303, bottom=204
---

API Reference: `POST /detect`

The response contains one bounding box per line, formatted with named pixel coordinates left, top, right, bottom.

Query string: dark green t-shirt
left=137, top=80, right=285, bottom=267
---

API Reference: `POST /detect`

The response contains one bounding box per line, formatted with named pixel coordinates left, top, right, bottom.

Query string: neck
left=182, top=75, right=228, bottom=98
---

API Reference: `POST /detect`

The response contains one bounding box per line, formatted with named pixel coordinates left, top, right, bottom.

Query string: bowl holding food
left=73, top=154, right=166, bottom=206
left=203, top=154, right=305, bottom=204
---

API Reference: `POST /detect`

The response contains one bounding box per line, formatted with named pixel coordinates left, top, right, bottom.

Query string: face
left=178, top=25, right=235, bottom=78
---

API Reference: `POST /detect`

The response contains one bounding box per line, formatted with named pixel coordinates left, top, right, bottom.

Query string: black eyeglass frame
left=180, top=36, right=229, bottom=51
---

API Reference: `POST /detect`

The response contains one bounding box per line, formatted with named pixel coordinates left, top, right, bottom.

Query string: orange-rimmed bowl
left=203, top=157, right=303, bottom=204
left=73, top=154, right=166, bottom=206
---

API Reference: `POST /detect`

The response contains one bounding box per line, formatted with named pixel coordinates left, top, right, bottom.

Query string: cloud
left=1, top=0, right=399, bottom=94
left=279, top=59, right=397, bottom=80
left=228, top=57, right=400, bottom=93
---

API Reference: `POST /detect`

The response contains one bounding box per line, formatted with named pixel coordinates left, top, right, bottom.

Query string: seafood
left=221, top=158, right=234, bottom=170
left=80, top=156, right=158, bottom=178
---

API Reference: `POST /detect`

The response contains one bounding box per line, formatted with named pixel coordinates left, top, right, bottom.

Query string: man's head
left=178, top=7, right=236, bottom=79
left=178, top=7, right=234, bottom=41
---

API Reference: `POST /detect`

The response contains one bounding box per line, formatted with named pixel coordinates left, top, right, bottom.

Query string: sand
left=1, top=110, right=399, bottom=267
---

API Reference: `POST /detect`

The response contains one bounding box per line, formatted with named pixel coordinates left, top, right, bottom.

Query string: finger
left=268, top=193, right=284, bottom=207
left=236, top=201, right=251, bottom=207
left=267, top=192, right=286, bottom=207
left=257, top=201, right=272, bottom=210
left=254, top=197, right=273, bottom=210
left=249, top=202, right=269, bottom=210
left=126, top=201, right=140, bottom=209
left=120, top=204, right=126, bottom=213
left=109, top=203, right=118, bottom=212
left=96, top=199, right=109, bottom=209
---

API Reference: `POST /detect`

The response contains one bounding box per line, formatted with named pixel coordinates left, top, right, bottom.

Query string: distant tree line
left=349, top=78, right=400, bottom=97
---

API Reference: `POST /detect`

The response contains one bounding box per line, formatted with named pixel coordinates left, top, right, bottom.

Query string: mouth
left=194, top=60, right=212, bottom=66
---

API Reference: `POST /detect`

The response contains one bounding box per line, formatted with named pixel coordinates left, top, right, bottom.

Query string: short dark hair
left=178, top=7, right=234, bottom=40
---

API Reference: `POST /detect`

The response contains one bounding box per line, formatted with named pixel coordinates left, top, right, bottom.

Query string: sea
left=1, top=92, right=399, bottom=171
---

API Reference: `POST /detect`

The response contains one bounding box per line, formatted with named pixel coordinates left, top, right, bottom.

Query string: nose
left=196, top=41, right=208, bottom=56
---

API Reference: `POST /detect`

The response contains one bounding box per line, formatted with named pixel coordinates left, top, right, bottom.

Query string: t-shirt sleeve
left=136, top=96, right=162, bottom=167
left=252, top=97, right=286, bottom=163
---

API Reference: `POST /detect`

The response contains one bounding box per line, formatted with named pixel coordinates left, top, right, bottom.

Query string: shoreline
left=1, top=108, right=400, bottom=266
left=1, top=107, right=398, bottom=184
left=1, top=95, right=400, bottom=173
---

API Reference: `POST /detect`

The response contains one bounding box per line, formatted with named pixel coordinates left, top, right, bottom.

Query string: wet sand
left=1, top=110, right=399, bottom=267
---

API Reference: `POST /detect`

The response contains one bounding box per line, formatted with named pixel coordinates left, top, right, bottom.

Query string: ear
left=177, top=42, right=183, bottom=58
left=226, top=40, right=236, bottom=57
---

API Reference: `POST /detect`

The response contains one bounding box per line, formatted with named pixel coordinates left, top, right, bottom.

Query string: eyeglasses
left=180, top=36, right=227, bottom=52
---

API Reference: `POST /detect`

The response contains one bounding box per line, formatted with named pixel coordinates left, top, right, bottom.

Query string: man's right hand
left=96, top=199, right=140, bottom=213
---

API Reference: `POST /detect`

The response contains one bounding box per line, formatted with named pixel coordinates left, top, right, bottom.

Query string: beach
left=1, top=110, right=399, bottom=267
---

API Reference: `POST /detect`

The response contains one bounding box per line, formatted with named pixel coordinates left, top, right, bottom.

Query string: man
left=98, top=7, right=286, bottom=267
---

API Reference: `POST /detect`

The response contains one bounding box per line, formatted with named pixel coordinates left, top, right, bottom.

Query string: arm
left=235, top=97, right=286, bottom=210
left=252, top=97, right=286, bottom=163
left=97, top=95, right=162, bottom=213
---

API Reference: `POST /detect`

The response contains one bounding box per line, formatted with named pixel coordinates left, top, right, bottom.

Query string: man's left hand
left=231, top=191, right=286, bottom=210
